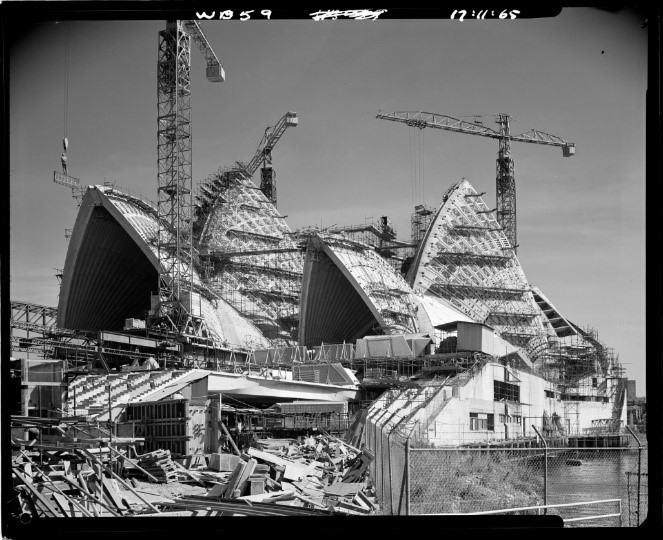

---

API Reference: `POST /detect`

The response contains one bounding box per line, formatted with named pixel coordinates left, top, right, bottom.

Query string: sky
left=8, top=8, right=648, bottom=394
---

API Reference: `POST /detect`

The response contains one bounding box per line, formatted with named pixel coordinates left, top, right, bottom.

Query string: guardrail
left=420, top=498, right=623, bottom=526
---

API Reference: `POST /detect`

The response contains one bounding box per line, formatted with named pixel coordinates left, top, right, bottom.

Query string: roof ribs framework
left=57, top=186, right=271, bottom=350
left=195, top=169, right=304, bottom=345
left=299, top=233, right=429, bottom=348
left=406, top=179, right=549, bottom=353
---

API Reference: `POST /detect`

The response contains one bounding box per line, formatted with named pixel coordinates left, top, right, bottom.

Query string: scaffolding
left=410, top=180, right=547, bottom=350
left=533, top=325, right=624, bottom=408
left=411, top=204, right=434, bottom=249
left=312, top=231, right=422, bottom=336
left=324, top=217, right=416, bottom=275
left=193, top=167, right=305, bottom=346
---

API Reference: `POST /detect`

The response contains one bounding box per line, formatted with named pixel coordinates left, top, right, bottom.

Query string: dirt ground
left=120, top=478, right=208, bottom=505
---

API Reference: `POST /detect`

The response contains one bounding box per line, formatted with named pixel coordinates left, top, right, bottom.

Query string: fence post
left=626, top=425, right=643, bottom=525
left=532, top=425, right=547, bottom=512
left=619, top=500, right=623, bottom=527
left=626, top=472, right=632, bottom=526
left=406, top=436, right=410, bottom=516
left=388, top=424, right=394, bottom=514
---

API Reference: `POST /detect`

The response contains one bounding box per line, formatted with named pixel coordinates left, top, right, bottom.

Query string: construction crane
left=376, top=111, right=575, bottom=253
left=240, top=111, right=298, bottom=207
left=151, top=20, right=225, bottom=340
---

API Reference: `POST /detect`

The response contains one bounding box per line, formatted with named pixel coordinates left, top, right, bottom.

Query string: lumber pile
left=9, top=415, right=380, bottom=518
left=10, top=448, right=163, bottom=518
left=133, top=450, right=179, bottom=484
left=185, top=433, right=379, bottom=515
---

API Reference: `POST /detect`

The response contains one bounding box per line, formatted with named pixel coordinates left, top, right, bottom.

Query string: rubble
left=133, top=449, right=179, bottom=483
left=10, top=415, right=379, bottom=519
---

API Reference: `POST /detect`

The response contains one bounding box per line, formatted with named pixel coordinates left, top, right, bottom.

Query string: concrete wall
left=565, top=400, right=616, bottom=431
left=424, top=362, right=617, bottom=446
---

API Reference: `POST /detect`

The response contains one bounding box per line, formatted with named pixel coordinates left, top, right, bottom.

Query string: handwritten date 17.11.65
left=451, top=10, right=520, bottom=21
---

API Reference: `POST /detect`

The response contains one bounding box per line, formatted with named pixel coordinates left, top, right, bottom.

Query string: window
left=592, top=377, right=598, bottom=388
left=494, top=380, right=520, bottom=402
left=545, top=390, right=555, bottom=399
left=470, top=412, right=494, bottom=431
left=499, top=414, right=505, bottom=423
left=513, top=415, right=522, bottom=424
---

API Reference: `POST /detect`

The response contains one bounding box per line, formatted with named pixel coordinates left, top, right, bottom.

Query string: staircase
left=62, top=370, right=191, bottom=415
left=126, top=371, right=180, bottom=403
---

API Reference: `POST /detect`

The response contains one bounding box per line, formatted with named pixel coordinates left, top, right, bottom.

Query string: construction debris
left=137, top=430, right=381, bottom=515
left=10, top=414, right=379, bottom=519
left=133, top=450, right=179, bottom=484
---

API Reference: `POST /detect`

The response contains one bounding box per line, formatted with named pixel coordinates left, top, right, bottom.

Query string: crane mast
left=152, top=20, right=224, bottom=339
left=376, top=111, right=575, bottom=253
left=496, top=114, right=517, bottom=250
left=241, top=111, right=298, bottom=207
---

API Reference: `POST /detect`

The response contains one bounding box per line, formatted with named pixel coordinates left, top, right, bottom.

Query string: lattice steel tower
left=376, top=111, right=575, bottom=254
left=496, top=114, right=517, bottom=250
left=153, top=20, right=224, bottom=337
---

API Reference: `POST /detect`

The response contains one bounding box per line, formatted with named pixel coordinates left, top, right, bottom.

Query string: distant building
left=625, top=378, right=646, bottom=428
left=627, top=379, right=637, bottom=399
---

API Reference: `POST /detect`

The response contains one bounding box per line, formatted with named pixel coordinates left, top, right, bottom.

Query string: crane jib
left=376, top=110, right=575, bottom=254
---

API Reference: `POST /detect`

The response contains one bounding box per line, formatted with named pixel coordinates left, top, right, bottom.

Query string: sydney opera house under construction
left=8, top=17, right=648, bottom=526
left=11, top=166, right=627, bottom=447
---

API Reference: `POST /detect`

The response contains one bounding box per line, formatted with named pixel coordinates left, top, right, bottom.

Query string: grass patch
left=409, top=450, right=544, bottom=514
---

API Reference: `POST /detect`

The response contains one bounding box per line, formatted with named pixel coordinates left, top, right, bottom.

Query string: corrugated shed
left=355, top=335, right=414, bottom=358
left=292, top=363, right=357, bottom=386
left=457, top=321, right=495, bottom=355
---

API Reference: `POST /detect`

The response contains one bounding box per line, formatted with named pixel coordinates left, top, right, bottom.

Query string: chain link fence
left=365, top=389, right=412, bottom=515
left=365, top=408, right=647, bottom=526
left=626, top=471, right=648, bottom=526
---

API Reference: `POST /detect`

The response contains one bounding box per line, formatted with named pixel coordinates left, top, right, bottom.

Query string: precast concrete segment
left=299, top=233, right=431, bottom=347
left=57, top=186, right=270, bottom=350
left=531, top=285, right=578, bottom=338
left=406, top=179, right=548, bottom=351
left=57, top=187, right=159, bottom=332
left=198, top=173, right=303, bottom=346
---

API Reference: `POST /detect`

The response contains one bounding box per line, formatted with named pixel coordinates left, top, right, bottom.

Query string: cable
left=419, top=128, right=423, bottom=203
left=63, top=23, right=70, bottom=140
left=409, top=126, right=414, bottom=206
left=422, top=128, right=425, bottom=202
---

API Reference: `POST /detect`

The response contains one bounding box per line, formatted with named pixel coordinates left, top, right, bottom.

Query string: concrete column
left=21, top=386, right=31, bottom=417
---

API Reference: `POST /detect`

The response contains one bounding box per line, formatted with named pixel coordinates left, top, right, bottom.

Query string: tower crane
left=240, top=111, right=298, bottom=207
left=376, top=111, right=575, bottom=253
left=150, top=20, right=225, bottom=339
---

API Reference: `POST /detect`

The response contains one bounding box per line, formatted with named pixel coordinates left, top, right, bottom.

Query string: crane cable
left=420, top=127, right=425, bottom=203
left=409, top=126, right=425, bottom=205
left=409, top=126, right=414, bottom=206
left=63, top=23, right=70, bottom=147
